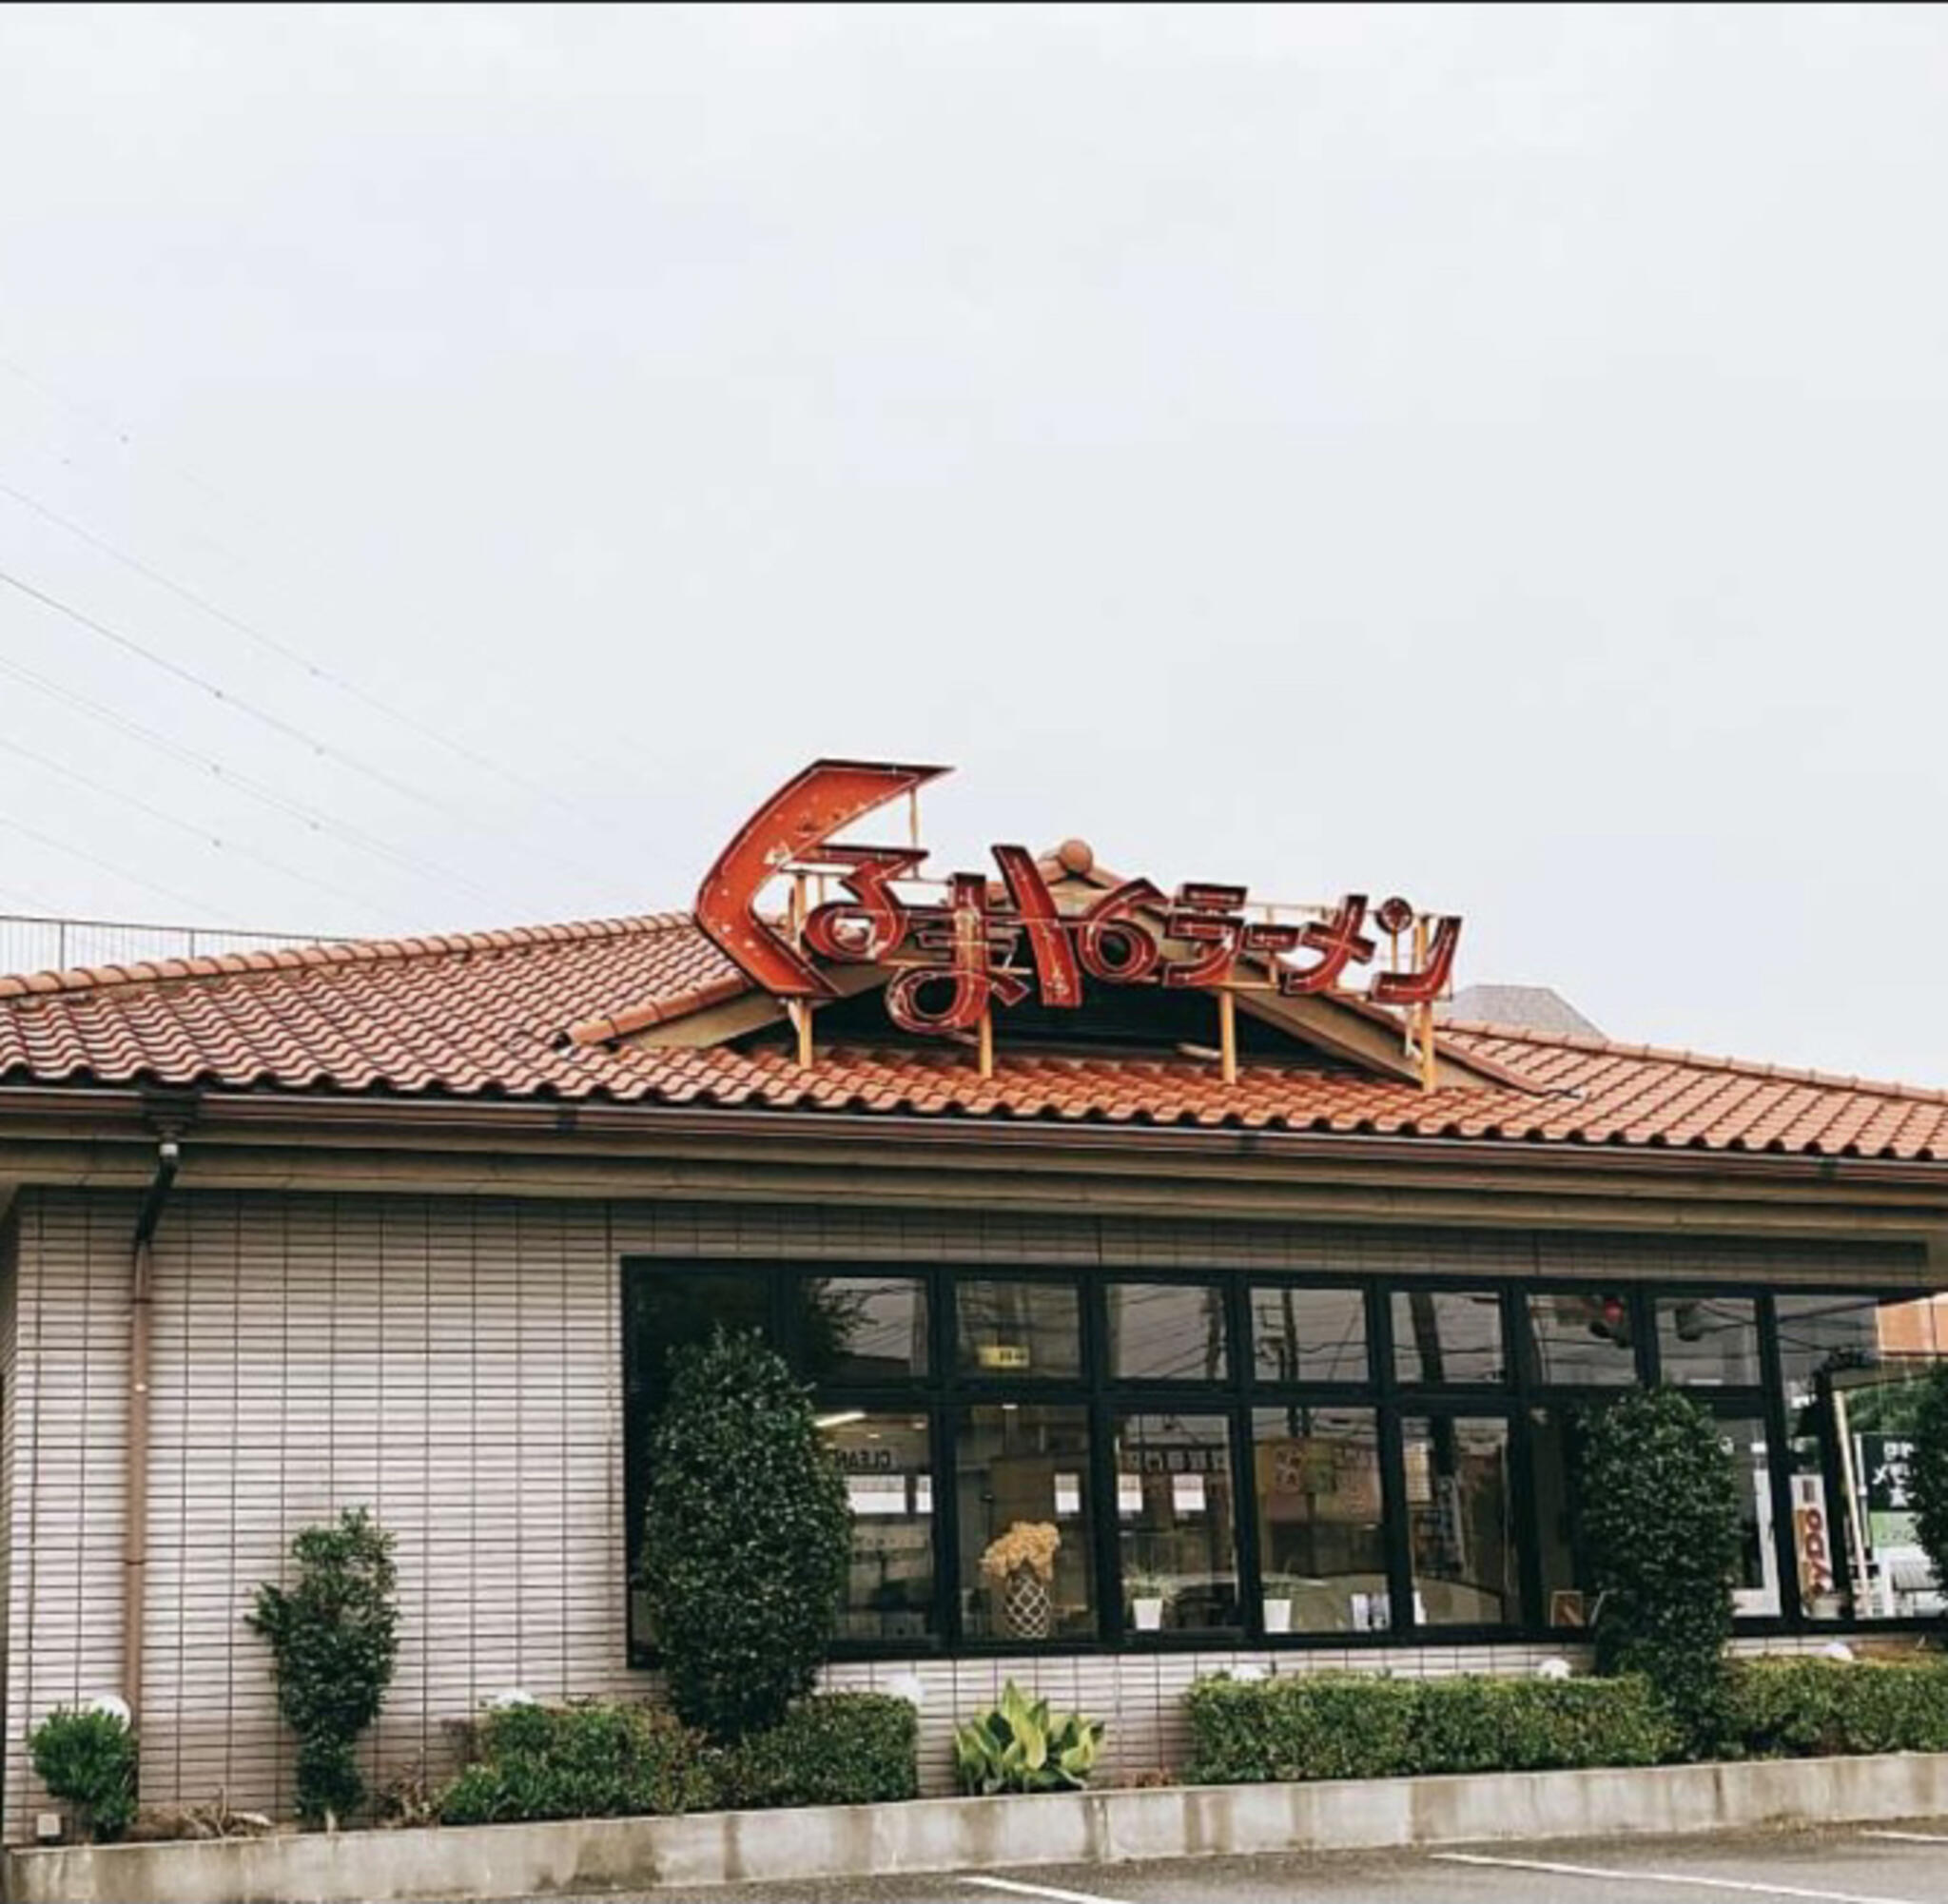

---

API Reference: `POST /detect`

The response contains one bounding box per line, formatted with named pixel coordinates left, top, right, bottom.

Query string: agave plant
left=953, top=1679, right=1104, bottom=1795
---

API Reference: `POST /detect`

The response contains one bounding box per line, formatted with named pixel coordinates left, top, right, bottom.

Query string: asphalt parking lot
left=594, top=1820, right=1948, bottom=1903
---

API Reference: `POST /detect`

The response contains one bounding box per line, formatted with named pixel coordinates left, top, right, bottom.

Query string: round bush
left=637, top=1330, right=850, bottom=1741
left=1906, top=1364, right=1948, bottom=1614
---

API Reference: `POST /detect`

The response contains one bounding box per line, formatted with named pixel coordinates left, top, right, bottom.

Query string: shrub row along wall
left=1184, top=1661, right=1948, bottom=1785
left=435, top=1694, right=917, bottom=1826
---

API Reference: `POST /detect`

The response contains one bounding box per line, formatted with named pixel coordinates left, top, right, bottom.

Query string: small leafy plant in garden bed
left=29, top=1706, right=139, bottom=1843
left=954, top=1680, right=1103, bottom=1795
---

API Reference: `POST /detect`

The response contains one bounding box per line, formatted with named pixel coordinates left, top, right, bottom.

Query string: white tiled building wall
left=0, top=1185, right=1894, bottom=1836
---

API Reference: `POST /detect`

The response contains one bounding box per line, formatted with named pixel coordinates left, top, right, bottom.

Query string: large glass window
left=1393, top=1290, right=1505, bottom=1385
left=820, top=1410, right=935, bottom=1640
left=1250, top=1286, right=1370, bottom=1386
left=1714, top=1415, right=1782, bottom=1617
left=1403, top=1415, right=1518, bottom=1626
left=1251, top=1407, right=1389, bottom=1633
left=625, top=1258, right=1948, bottom=1656
left=957, top=1405, right=1096, bottom=1640
left=1657, top=1296, right=1762, bottom=1388
left=956, top=1279, right=1081, bottom=1378
left=802, top=1277, right=930, bottom=1383
left=1523, top=1292, right=1640, bottom=1386
left=626, top=1269, right=769, bottom=1413
left=1114, top=1413, right=1239, bottom=1633
left=1108, top=1283, right=1231, bottom=1382
left=1529, top=1406, right=1591, bottom=1626
left=1774, top=1294, right=1933, bottom=1621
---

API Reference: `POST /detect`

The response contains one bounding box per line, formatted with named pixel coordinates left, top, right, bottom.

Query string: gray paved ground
left=556, top=1819, right=1948, bottom=1903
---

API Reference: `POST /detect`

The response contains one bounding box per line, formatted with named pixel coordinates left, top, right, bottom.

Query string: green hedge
left=716, top=1692, right=920, bottom=1809
left=1725, top=1659, right=1948, bottom=1759
left=1184, top=1673, right=1680, bottom=1784
left=438, top=1701, right=718, bottom=1825
left=1184, top=1661, right=1948, bottom=1786
left=436, top=1692, right=918, bottom=1825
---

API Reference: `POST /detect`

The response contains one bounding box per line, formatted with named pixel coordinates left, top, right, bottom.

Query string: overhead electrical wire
left=0, top=474, right=624, bottom=862
left=0, top=647, right=499, bottom=908
left=0, top=810, right=247, bottom=923
left=0, top=562, right=510, bottom=833
left=0, top=348, right=637, bottom=850
left=0, top=732, right=391, bottom=926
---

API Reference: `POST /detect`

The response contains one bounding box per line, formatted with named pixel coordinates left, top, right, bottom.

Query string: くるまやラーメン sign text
left=694, top=759, right=1461, bottom=1071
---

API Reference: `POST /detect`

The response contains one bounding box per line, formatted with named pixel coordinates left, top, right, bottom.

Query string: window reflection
left=957, top=1406, right=1095, bottom=1639
left=1523, top=1292, right=1639, bottom=1386
left=1404, top=1416, right=1517, bottom=1626
left=802, top=1277, right=929, bottom=1383
left=956, top=1280, right=1081, bottom=1378
left=820, top=1412, right=935, bottom=1640
left=1251, top=1407, right=1389, bottom=1633
left=1250, top=1287, right=1370, bottom=1386
left=1715, top=1416, right=1782, bottom=1617
left=1657, top=1296, right=1761, bottom=1387
left=628, top=1271, right=769, bottom=1415
left=1529, top=1406, right=1591, bottom=1627
left=1108, top=1284, right=1231, bottom=1382
left=1393, top=1291, right=1506, bottom=1386
left=1114, top=1413, right=1239, bottom=1633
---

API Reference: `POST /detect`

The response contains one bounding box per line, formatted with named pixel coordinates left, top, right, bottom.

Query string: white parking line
left=1432, top=1851, right=1926, bottom=1904
left=1863, top=1832, right=1948, bottom=1844
left=963, top=1877, right=1139, bottom=1904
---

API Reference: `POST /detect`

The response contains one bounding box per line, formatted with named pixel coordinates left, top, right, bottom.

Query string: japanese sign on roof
left=696, top=762, right=1461, bottom=1067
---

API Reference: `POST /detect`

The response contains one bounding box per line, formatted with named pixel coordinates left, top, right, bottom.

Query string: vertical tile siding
left=0, top=1188, right=1922, bottom=1834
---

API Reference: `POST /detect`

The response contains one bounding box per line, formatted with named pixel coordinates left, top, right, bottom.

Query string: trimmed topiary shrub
left=637, top=1330, right=851, bottom=1741
left=245, top=1506, right=399, bottom=1829
left=716, top=1693, right=919, bottom=1809
left=1577, top=1387, right=1742, bottom=1749
left=29, top=1707, right=139, bottom=1842
left=436, top=1701, right=717, bottom=1825
left=1907, top=1365, right=1948, bottom=1616
left=1182, top=1672, right=1676, bottom=1784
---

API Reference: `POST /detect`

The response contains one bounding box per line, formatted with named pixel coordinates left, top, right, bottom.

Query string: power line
left=0, top=561, right=498, bottom=833
left=0, top=473, right=627, bottom=857
left=0, top=732, right=389, bottom=926
left=0, top=811, right=247, bottom=923
left=0, top=647, right=498, bottom=908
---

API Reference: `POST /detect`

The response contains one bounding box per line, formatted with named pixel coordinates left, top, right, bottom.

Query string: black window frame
left=620, top=1259, right=1945, bottom=1663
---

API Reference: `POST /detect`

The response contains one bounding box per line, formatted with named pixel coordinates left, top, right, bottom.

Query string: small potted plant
left=981, top=1523, right=1062, bottom=1640
left=1123, top=1566, right=1176, bottom=1632
left=1261, top=1576, right=1296, bottom=1635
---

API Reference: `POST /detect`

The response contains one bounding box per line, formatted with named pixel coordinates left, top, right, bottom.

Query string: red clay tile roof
left=0, top=916, right=1945, bottom=1161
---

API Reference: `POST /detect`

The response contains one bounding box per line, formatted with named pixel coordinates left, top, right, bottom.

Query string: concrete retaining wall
left=14, top=1752, right=1948, bottom=1904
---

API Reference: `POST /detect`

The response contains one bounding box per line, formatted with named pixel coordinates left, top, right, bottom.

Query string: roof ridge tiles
left=1441, top=1019, right=1948, bottom=1109
left=0, top=911, right=698, bottom=1001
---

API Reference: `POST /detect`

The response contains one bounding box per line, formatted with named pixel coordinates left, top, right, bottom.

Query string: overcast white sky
left=0, top=3, right=1943, bottom=1079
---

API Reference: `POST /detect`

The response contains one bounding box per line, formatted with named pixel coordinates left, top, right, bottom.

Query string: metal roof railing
left=0, top=913, right=352, bottom=978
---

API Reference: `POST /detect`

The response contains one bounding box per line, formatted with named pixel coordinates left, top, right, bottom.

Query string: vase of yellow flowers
left=981, top=1522, right=1061, bottom=1641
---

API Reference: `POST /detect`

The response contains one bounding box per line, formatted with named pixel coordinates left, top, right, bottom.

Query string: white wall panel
left=0, top=1187, right=1919, bottom=1836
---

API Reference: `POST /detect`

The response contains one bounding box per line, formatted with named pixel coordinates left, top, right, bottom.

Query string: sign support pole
left=1218, top=986, right=1238, bottom=1086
